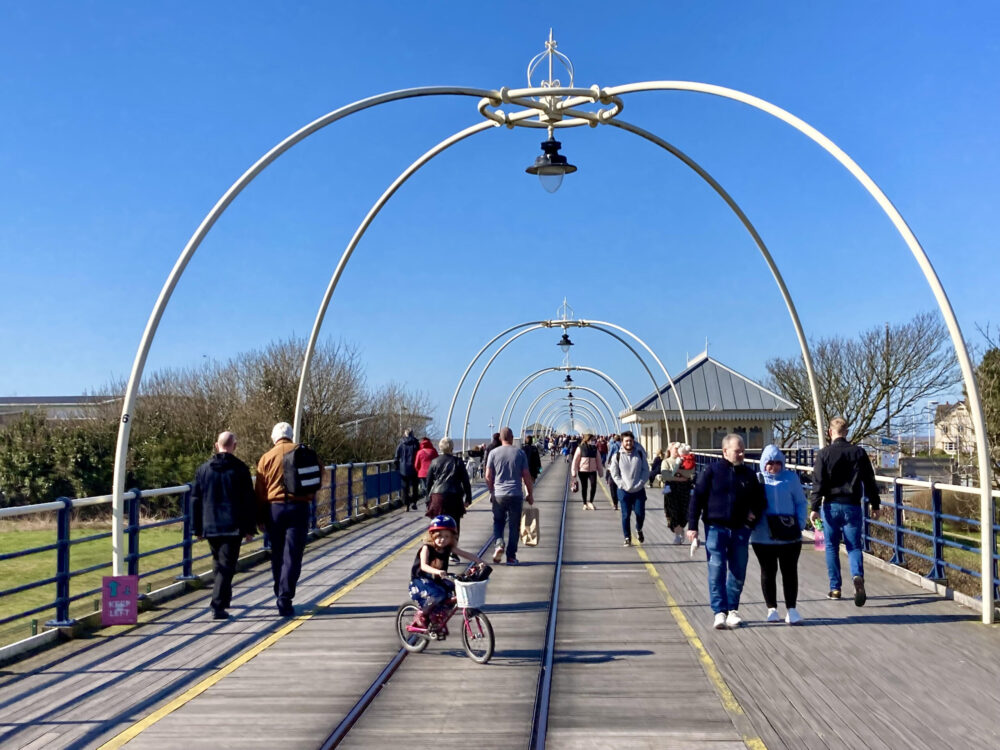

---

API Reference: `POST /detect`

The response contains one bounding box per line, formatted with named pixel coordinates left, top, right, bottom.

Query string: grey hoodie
left=609, top=444, right=650, bottom=492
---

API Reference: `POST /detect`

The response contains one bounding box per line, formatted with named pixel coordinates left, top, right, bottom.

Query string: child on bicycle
left=408, top=515, right=485, bottom=628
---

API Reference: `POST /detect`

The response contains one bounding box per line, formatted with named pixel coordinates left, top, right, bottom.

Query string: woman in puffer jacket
left=751, top=444, right=808, bottom=625
left=571, top=434, right=604, bottom=510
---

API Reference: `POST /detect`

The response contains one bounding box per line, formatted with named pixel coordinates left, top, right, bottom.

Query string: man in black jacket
left=192, top=431, right=256, bottom=619
left=687, top=434, right=766, bottom=630
left=394, top=430, right=420, bottom=511
left=523, top=436, right=542, bottom=482
left=809, top=417, right=883, bottom=606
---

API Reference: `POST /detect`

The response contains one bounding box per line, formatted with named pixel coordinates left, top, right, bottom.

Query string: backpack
left=282, top=443, right=322, bottom=497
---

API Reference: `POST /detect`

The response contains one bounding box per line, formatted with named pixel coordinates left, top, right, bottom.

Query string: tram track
left=319, top=465, right=572, bottom=750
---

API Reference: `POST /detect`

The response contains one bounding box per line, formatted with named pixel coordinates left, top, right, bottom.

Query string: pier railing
left=693, top=451, right=1000, bottom=604
left=0, top=460, right=401, bottom=645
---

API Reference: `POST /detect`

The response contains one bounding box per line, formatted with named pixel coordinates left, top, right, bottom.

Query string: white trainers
left=586, top=501, right=596, bottom=510
left=725, top=610, right=743, bottom=629
left=766, top=607, right=781, bottom=623
left=672, top=533, right=683, bottom=545
left=785, top=608, right=803, bottom=625
left=492, top=543, right=505, bottom=564
left=713, top=612, right=727, bottom=630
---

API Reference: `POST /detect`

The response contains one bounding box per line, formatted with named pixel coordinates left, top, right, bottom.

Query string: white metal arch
left=456, top=319, right=683, bottom=455
left=537, top=400, right=605, bottom=438
left=537, top=402, right=599, bottom=436
left=532, top=398, right=608, bottom=440
left=519, top=388, right=614, bottom=438
left=500, top=365, right=631, bottom=429
left=518, top=385, right=620, bottom=439
left=111, top=76, right=992, bottom=621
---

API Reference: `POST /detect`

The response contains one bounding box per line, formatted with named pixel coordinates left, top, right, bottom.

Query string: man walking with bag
left=485, top=427, right=534, bottom=565
left=808, top=417, right=882, bottom=606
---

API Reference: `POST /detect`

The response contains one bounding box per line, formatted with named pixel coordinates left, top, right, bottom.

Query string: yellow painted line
left=101, top=489, right=491, bottom=748
left=634, top=545, right=767, bottom=750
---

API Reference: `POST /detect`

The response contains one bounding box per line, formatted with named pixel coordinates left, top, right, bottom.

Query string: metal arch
left=537, top=402, right=600, bottom=435
left=519, top=385, right=619, bottom=439
left=444, top=321, right=544, bottom=437
left=538, top=399, right=605, bottom=437
left=534, top=397, right=609, bottom=438
left=457, top=320, right=676, bottom=455
left=598, top=118, right=825, bottom=449
left=106, top=85, right=520, bottom=575
left=543, top=406, right=598, bottom=436
left=460, top=326, right=546, bottom=454
left=519, top=388, right=614, bottom=438
left=500, top=365, right=631, bottom=429
left=601, top=80, right=992, bottom=621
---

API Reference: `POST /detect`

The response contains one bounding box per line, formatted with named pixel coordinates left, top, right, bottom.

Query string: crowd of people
left=190, top=415, right=880, bottom=636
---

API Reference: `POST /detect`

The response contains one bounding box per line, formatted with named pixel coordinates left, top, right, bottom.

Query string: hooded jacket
left=192, top=452, right=256, bottom=537
left=750, top=445, right=808, bottom=544
left=608, top=443, right=649, bottom=492
left=414, top=438, right=438, bottom=478
left=689, top=455, right=766, bottom=531
left=395, top=434, right=420, bottom=477
left=571, top=441, right=605, bottom=476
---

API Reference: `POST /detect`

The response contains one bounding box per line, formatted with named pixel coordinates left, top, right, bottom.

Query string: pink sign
left=101, top=575, right=139, bottom=626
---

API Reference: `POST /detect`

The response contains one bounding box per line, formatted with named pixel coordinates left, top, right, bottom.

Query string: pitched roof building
left=620, top=352, right=798, bottom=454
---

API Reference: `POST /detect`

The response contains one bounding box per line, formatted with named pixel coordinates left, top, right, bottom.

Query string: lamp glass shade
left=538, top=172, right=564, bottom=193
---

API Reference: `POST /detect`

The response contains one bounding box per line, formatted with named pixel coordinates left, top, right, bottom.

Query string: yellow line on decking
left=99, top=489, right=489, bottom=748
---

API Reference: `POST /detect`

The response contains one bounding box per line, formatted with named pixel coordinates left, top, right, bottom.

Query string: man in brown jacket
left=255, top=422, right=316, bottom=617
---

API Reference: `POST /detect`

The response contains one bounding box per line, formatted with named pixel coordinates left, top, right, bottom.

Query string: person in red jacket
left=414, top=437, right=439, bottom=504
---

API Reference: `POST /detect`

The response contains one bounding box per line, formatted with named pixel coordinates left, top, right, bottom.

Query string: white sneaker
left=713, top=612, right=727, bottom=630
left=492, top=543, right=505, bottom=564
left=672, top=533, right=683, bottom=545
left=785, top=608, right=803, bottom=625
left=766, top=607, right=781, bottom=623
left=587, top=502, right=596, bottom=510
left=725, top=610, right=743, bottom=629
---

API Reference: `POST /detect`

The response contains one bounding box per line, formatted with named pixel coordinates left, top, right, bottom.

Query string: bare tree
left=766, top=312, right=960, bottom=446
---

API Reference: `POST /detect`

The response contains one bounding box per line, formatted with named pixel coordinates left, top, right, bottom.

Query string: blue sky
left=1, top=2, right=997, bottom=438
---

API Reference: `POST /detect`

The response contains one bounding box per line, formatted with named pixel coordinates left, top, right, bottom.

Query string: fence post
left=309, top=496, right=318, bottom=532
left=346, top=463, right=354, bottom=518
left=127, top=487, right=141, bottom=578
left=890, top=481, right=905, bottom=565
left=928, top=484, right=945, bottom=581
left=330, top=464, right=338, bottom=524
left=176, top=484, right=198, bottom=581
left=45, top=497, right=76, bottom=628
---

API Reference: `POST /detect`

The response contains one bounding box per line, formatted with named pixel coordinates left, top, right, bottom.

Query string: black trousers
left=208, top=535, right=242, bottom=613
left=664, top=481, right=691, bottom=530
left=267, top=502, right=310, bottom=608
left=578, top=471, right=597, bottom=503
left=752, top=542, right=802, bottom=609
left=401, top=474, right=420, bottom=507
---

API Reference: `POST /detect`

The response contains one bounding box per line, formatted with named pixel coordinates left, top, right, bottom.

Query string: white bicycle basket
left=454, top=579, right=488, bottom=609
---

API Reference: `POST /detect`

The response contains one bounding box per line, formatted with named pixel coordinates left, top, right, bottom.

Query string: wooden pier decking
left=0, top=461, right=998, bottom=749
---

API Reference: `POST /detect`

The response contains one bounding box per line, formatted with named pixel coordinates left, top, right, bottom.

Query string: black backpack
left=282, top=443, right=322, bottom=497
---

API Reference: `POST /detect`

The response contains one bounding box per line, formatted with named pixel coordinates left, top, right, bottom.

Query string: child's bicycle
left=395, top=568, right=494, bottom=664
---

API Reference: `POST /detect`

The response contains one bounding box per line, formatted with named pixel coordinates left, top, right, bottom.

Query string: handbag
left=766, top=514, right=802, bottom=541
left=520, top=505, right=540, bottom=547
left=570, top=479, right=579, bottom=493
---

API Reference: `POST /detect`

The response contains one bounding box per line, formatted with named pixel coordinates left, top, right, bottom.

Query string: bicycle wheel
left=396, top=601, right=429, bottom=653
left=461, top=608, right=494, bottom=663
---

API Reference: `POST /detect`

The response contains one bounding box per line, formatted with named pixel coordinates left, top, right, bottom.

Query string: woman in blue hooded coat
left=751, top=445, right=808, bottom=624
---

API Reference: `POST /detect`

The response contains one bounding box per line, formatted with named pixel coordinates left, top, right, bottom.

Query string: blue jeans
left=704, top=525, right=752, bottom=614
left=618, top=488, right=646, bottom=539
left=492, top=494, right=524, bottom=559
left=822, top=502, right=864, bottom=590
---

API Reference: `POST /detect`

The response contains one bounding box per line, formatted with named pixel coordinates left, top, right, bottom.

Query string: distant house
left=934, top=401, right=973, bottom=456
left=620, top=352, right=798, bottom=455
left=0, top=396, right=117, bottom=428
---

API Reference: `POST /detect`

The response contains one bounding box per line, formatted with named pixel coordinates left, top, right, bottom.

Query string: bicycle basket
left=454, top=579, right=488, bottom=609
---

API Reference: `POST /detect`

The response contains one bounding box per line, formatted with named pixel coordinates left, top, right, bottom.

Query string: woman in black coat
left=425, top=437, right=473, bottom=558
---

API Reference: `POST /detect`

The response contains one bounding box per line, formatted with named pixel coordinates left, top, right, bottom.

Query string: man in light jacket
left=608, top=431, right=649, bottom=546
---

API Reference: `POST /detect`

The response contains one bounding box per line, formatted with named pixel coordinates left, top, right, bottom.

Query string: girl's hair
left=424, top=528, right=454, bottom=546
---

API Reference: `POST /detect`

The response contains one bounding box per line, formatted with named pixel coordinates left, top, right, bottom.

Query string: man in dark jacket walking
left=395, top=430, right=420, bottom=510
left=809, top=417, right=883, bottom=606
left=192, top=431, right=256, bottom=619
left=688, top=434, right=766, bottom=630
left=523, top=436, right=542, bottom=482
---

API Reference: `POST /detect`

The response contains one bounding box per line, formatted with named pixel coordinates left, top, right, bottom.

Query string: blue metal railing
left=693, top=451, right=1000, bottom=601
left=0, top=459, right=402, bottom=636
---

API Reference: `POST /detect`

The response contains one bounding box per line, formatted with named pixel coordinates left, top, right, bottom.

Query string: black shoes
left=277, top=603, right=294, bottom=617
left=211, top=609, right=230, bottom=620
left=623, top=537, right=631, bottom=546
left=853, top=576, right=867, bottom=607
left=637, top=530, right=645, bottom=543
